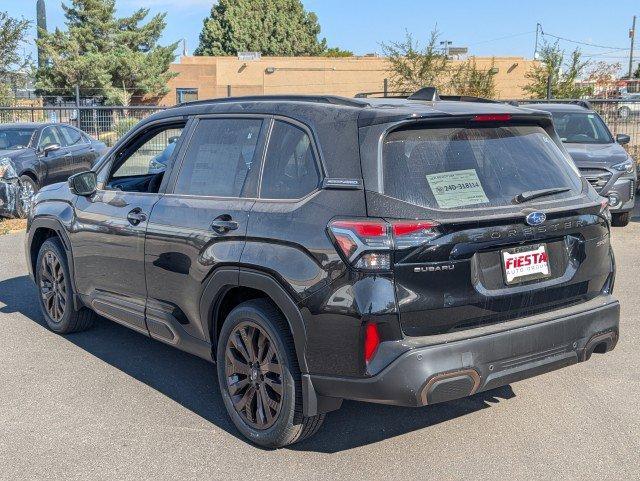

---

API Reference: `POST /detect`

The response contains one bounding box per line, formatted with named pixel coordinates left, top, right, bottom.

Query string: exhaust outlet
left=420, top=369, right=481, bottom=405
left=581, top=330, right=618, bottom=362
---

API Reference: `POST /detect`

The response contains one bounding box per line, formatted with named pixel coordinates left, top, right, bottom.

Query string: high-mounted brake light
left=472, top=114, right=512, bottom=122
left=364, top=322, right=380, bottom=364
left=327, top=218, right=441, bottom=270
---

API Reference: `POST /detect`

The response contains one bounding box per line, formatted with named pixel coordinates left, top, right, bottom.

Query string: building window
left=176, top=88, right=198, bottom=104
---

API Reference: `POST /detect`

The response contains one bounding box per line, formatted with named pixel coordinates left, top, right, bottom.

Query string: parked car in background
left=617, top=93, right=640, bottom=119
left=534, top=103, right=636, bottom=226
left=0, top=122, right=107, bottom=218
left=26, top=90, right=619, bottom=447
left=147, top=135, right=180, bottom=174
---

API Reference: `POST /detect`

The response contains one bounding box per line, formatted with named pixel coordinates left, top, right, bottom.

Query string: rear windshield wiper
left=513, top=187, right=571, bottom=204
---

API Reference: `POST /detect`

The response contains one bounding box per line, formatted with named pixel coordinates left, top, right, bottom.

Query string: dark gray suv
left=534, top=103, right=636, bottom=226
left=26, top=90, right=620, bottom=447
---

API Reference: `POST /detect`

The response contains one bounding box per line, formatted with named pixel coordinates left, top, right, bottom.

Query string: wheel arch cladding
left=201, top=268, right=335, bottom=416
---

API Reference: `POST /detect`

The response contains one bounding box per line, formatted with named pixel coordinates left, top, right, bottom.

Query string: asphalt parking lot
left=1, top=207, right=639, bottom=481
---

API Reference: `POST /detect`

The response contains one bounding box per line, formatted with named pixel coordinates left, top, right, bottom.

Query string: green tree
left=381, top=29, right=448, bottom=93
left=36, top=0, right=177, bottom=105
left=0, top=11, right=32, bottom=105
left=449, top=58, right=496, bottom=98
left=323, top=47, right=353, bottom=57
left=195, top=0, right=327, bottom=56
left=524, top=41, right=592, bottom=99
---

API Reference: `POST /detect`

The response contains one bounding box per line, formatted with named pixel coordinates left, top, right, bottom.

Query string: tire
left=35, top=237, right=96, bottom=333
left=16, top=175, right=37, bottom=219
left=618, top=106, right=631, bottom=120
left=611, top=212, right=631, bottom=227
left=216, top=299, right=325, bottom=448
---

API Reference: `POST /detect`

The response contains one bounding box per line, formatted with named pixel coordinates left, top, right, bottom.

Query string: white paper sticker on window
left=426, top=169, right=489, bottom=209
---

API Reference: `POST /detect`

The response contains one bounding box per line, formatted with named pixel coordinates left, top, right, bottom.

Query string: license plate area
left=502, top=243, right=551, bottom=285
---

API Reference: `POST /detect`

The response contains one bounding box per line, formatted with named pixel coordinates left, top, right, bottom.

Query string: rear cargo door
left=360, top=118, right=613, bottom=336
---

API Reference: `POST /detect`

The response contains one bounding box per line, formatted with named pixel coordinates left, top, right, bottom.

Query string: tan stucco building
left=159, top=55, right=536, bottom=106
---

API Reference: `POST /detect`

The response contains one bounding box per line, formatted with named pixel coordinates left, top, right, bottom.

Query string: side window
left=60, top=126, right=84, bottom=146
left=260, top=121, right=320, bottom=199
left=174, top=118, right=263, bottom=197
left=39, top=126, right=63, bottom=149
left=111, top=126, right=185, bottom=178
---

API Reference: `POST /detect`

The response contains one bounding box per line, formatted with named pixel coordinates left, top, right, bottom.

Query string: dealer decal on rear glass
left=425, top=169, right=489, bottom=208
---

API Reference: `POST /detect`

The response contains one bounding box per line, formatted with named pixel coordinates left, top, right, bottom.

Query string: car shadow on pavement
left=0, top=274, right=515, bottom=453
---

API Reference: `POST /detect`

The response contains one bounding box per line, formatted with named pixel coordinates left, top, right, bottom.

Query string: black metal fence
left=0, top=106, right=166, bottom=147
left=1, top=99, right=640, bottom=160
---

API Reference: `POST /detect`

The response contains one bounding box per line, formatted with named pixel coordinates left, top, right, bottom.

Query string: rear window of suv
left=382, top=124, right=582, bottom=210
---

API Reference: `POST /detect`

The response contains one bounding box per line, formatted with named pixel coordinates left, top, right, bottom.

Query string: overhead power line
left=540, top=30, right=627, bottom=50
left=468, top=30, right=536, bottom=47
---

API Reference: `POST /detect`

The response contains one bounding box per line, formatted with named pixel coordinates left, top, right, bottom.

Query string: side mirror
left=616, top=133, right=631, bottom=145
left=41, top=143, right=61, bottom=156
left=68, top=171, right=97, bottom=196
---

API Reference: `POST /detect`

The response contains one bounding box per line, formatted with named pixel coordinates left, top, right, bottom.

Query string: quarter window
left=60, top=126, right=84, bottom=146
left=174, top=118, right=263, bottom=197
left=260, top=121, right=320, bottom=199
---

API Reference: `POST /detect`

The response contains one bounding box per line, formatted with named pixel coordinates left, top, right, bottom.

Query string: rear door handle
left=211, top=216, right=239, bottom=233
left=127, top=208, right=147, bottom=226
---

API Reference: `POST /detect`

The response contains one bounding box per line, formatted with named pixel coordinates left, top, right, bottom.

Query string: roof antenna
left=408, top=87, right=440, bottom=101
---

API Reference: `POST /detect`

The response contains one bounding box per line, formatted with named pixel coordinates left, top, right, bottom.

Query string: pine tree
left=36, top=0, right=177, bottom=104
left=195, top=0, right=327, bottom=56
left=0, top=11, right=32, bottom=104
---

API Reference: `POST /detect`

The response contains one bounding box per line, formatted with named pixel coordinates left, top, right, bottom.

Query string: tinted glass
left=383, top=124, right=582, bottom=210
left=174, top=118, right=263, bottom=197
left=0, top=128, right=35, bottom=149
left=261, top=121, right=319, bottom=199
left=551, top=113, right=612, bottom=144
left=39, top=127, right=63, bottom=148
left=60, top=126, right=84, bottom=146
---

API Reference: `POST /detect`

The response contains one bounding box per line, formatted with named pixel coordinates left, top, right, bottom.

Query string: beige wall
left=161, top=55, right=536, bottom=106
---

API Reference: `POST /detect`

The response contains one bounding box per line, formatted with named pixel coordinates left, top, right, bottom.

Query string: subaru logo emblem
left=525, top=211, right=546, bottom=226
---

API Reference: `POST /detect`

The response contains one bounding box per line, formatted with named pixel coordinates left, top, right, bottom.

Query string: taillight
left=472, top=114, right=512, bottom=122
left=364, top=322, right=380, bottom=364
left=390, top=220, right=440, bottom=249
left=328, top=218, right=440, bottom=270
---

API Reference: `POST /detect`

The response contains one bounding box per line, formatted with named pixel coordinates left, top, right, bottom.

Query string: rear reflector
left=472, top=114, right=512, bottom=122
left=364, top=322, right=380, bottom=364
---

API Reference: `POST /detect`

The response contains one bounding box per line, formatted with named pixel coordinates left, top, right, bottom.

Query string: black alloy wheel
left=224, top=321, right=284, bottom=430
left=39, top=250, right=67, bottom=322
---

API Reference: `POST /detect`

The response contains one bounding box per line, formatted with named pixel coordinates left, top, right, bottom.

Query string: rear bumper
left=310, top=296, right=619, bottom=407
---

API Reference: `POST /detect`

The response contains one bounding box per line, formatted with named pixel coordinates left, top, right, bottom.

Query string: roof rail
left=178, top=94, right=367, bottom=108
left=354, top=91, right=411, bottom=98
left=355, top=87, right=514, bottom=106
left=515, top=99, right=593, bottom=110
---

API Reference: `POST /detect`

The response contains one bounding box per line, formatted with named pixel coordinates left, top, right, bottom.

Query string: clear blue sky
left=6, top=0, right=640, bottom=69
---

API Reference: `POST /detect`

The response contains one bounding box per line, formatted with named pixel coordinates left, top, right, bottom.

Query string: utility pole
left=534, top=23, right=542, bottom=59
left=629, top=16, right=636, bottom=78
left=440, top=40, right=452, bottom=57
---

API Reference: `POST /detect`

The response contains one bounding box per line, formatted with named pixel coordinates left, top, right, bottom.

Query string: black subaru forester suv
left=26, top=89, right=620, bottom=448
